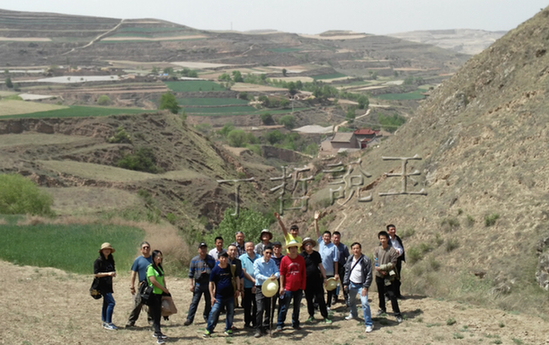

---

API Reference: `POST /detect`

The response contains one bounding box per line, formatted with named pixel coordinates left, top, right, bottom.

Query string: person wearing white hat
left=276, top=240, right=306, bottom=331
left=94, top=242, right=118, bottom=330
left=255, top=229, right=273, bottom=256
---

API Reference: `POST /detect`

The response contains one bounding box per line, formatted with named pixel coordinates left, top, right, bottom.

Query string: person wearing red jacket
left=275, top=240, right=306, bottom=331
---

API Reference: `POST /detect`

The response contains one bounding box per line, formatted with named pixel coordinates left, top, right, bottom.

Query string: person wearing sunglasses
left=126, top=242, right=153, bottom=328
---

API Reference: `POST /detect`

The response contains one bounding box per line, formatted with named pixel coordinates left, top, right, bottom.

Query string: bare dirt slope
left=3, top=260, right=546, bottom=345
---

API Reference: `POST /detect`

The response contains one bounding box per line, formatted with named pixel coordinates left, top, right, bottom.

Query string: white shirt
left=349, top=256, right=363, bottom=284
left=389, top=236, right=403, bottom=256
left=209, top=248, right=223, bottom=260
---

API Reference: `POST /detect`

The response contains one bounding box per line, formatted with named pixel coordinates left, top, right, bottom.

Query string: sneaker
left=376, top=309, right=386, bottom=317
left=103, top=323, right=118, bottom=330
left=125, top=322, right=135, bottom=328
left=365, top=325, right=374, bottom=333
left=156, top=338, right=166, bottom=345
left=396, top=315, right=403, bottom=323
left=326, top=306, right=331, bottom=311
left=293, top=326, right=302, bottom=330
left=203, top=330, right=211, bottom=338
left=254, top=331, right=262, bottom=338
left=275, top=326, right=283, bottom=332
left=224, top=329, right=233, bottom=336
left=345, top=314, right=355, bottom=321
left=324, top=318, right=332, bottom=324
left=184, top=320, right=192, bottom=326
left=153, top=334, right=168, bottom=340
left=306, top=316, right=315, bottom=323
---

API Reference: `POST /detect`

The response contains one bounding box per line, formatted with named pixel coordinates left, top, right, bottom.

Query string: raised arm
left=274, top=212, right=288, bottom=237
left=313, top=211, right=320, bottom=239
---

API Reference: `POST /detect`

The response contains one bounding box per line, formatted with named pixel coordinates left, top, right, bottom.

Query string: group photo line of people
left=93, top=212, right=406, bottom=343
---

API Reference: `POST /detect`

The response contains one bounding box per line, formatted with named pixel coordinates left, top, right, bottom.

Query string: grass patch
left=184, top=106, right=257, bottom=114
left=0, top=222, right=144, bottom=274
left=177, top=98, right=249, bottom=106
left=0, top=174, right=54, bottom=216
left=164, top=81, right=226, bottom=92
left=312, top=72, right=347, bottom=80
left=446, top=238, right=460, bottom=252
left=484, top=213, right=500, bottom=227
left=446, top=318, right=457, bottom=326
left=0, top=106, right=150, bottom=119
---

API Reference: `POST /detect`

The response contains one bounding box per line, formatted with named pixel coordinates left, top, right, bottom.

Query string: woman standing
left=94, top=242, right=117, bottom=330
left=147, top=250, right=170, bottom=344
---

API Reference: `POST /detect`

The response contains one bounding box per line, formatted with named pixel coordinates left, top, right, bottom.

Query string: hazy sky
left=0, top=0, right=547, bottom=35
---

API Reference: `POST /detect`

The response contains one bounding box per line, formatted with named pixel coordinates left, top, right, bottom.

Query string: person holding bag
left=94, top=242, right=118, bottom=330
left=147, top=250, right=170, bottom=344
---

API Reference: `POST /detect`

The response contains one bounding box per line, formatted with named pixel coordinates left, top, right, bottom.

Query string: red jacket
left=280, top=255, right=306, bottom=291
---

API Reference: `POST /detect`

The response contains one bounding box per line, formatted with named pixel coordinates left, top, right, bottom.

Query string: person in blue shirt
left=126, top=242, right=153, bottom=328
left=184, top=242, right=216, bottom=326
left=253, top=243, right=279, bottom=338
left=239, top=242, right=258, bottom=329
left=314, top=211, right=340, bottom=310
left=204, top=251, right=237, bottom=337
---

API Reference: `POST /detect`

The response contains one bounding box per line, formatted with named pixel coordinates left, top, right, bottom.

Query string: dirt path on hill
left=2, top=260, right=547, bottom=345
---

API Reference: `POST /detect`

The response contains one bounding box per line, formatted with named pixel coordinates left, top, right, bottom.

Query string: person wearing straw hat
left=252, top=243, right=279, bottom=338
left=94, top=242, right=118, bottom=330
left=300, top=237, right=331, bottom=324
left=313, top=211, right=340, bottom=311
left=343, top=242, right=373, bottom=333
left=276, top=240, right=306, bottom=332
left=255, top=229, right=273, bottom=256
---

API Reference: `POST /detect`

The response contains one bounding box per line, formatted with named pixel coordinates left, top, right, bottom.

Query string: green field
left=184, top=106, right=258, bottom=114
left=0, top=222, right=143, bottom=274
left=164, top=81, right=226, bottom=92
left=312, top=72, right=347, bottom=80
left=177, top=98, right=249, bottom=106
left=376, top=90, right=426, bottom=100
left=0, top=106, right=152, bottom=119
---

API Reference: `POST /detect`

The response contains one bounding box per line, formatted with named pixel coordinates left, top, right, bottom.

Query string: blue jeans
left=102, top=293, right=115, bottom=324
left=186, top=285, right=211, bottom=323
left=277, top=289, right=302, bottom=328
left=206, top=297, right=234, bottom=333
left=348, top=282, right=372, bottom=327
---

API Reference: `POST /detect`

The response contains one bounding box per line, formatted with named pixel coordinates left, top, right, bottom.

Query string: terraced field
left=0, top=106, right=152, bottom=119
left=165, top=81, right=226, bottom=92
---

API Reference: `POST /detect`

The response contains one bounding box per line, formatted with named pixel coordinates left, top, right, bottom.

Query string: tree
left=288, top=82, right=298, bottom=96
left=265, top=130, right=284, bottom=144
left=151, top=66, right=160, bottom=74
left=282, top=68, right=287, bottom=77
left=159, top=92, right=180, bottom=114
left=0, top=174, right=54, bottom=216
left=97, top=95, right=111, bottom=106
left=232, top=70, right=243, bottom=83
left=5, top=77, right=13, bottom=88
left=163, top=67, right=174, bottom=75
left=260, top=113, right=274, bottom=125
left=346, top=107, right=356, bottom=124
left=357, top=95, right=369, bottom=110
left=239, top=92, right=249, bottom=100
left=218, top=73, right=231, bottom=82
left=278, top=115, right=296, bottom=129
left=204, top=208, right=274, bottom=246
left=227, top=129, right=247, bottom=147
left=218, top=123, right=234, bottom=137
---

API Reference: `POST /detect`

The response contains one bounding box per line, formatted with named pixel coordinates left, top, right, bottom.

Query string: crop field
left=164, top=81, right=226, bottom=92
left=177, top=97, right=249, bottom=106
left=0, top=222, right=143, bottom=274
left=312, top=72, right=347, bottom=80
left=0, top=106, right=151, bottom=119
left=0, top=134, right=90, bottom=148
left=184, top=106, right=257, bottom=114
left=376, top=90, right=426, bottom=100
left=0, top=100, right=68, bottom=116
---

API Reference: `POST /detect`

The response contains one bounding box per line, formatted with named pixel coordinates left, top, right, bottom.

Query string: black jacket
left=94, top=254, right=115, bottom=294
left=342, top=254, right=372, bottom=289
left=389, top=235, right=405, bottom=262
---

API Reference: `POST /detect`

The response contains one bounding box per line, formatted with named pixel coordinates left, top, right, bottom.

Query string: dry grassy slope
left=324, top=8, right=549, bottom=311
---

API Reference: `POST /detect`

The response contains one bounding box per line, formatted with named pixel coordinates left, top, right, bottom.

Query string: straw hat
left=259, top=229, right=273, bottom=240
left=262, top=279, right=279, bottom=298
left=325, top=277, right=338, bottom=291
left=99, top=242, right=115, bottom=253
left=285, top=240, right=300, bottom=249
left=302, top=237, right=317, bottom=248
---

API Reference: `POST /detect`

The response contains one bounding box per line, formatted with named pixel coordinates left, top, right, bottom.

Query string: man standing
left=314, top=212, right=339, bottom=310
left=126, top=241, right=153, bottom=328
left=209, top=236, right=224, bottom=260
left=274, top=212, right=302, bottom=246
left=239, top=241, right=258, bottom=329
left=374, top=231, right=403, bottom=323
left=254, top=229, right=273, bottom=256
left=386, top=224, right=405, bottom=299
left=234, top=231, right=246, bottom=257
left=332, top=231, right=350, bottom=305
left=184, top=242, right=216, bottom=326
left=227, top=244, right=244, bottom=304
left=204, top=251, right=237, bottom=337
left=300, top=237, right=331, bottom=323
left=253, top=244, right=279, bottom=338
left=343, top=242, right=373, bottom=333
left=276, top=241, right=306, bottom=331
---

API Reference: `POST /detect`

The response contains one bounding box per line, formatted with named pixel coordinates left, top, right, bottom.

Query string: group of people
left=93, top=216, right=406, bottom=344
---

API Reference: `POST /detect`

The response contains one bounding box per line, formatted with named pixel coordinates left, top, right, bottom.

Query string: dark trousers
left=149, top=294, right=163, bottom=336
left=277, top=289, right=303, bottom=328
left=255, top=286, right=272, bottom=331
left=305, top=279, right=328, bottom=319
left=243, top=287, right=257, bottom=327
left=375, top=276, right=401, bottom=316
left=395, top=258, right=403, bottom=297
left=127, top=282, right=152, bottom=325
left=335, top=266, right=349, bottom=305
left=186, top=285, right=211, bottom=323
left=326, top=274, right=336, bottom=308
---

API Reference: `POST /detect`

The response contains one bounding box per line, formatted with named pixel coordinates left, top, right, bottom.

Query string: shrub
left=239, top=92, right=248, bottom=100
left=97, top=95, right=111, bottom=105
left=441, top=217, right=460, bottom=232
left=204, top=208, right=274, bottom=246
left=484, top=213, right=499, bottom=227
left=407, top=247, right=423, bottom=264
left=400, top=228, right=416, bottom=239
left=227, top=129, right=247, bottom=147
left=446, top=318, right=457, bottom=326
left=107, top=126, right=132, bottom=144
left=218, top=123, right=234, bottom=137
left=118, top=147, right=159, bottom=173
left=0, top=174, right=54, bottom=216
left=260, top=113, right=274, bottom=125
left=195, top=123, right=212, bottom=134
left=446, top=238, right=460, bottom=252
left=466, top=214, right=475, bottom=227
left=265, top=130, right=284, bottom=145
